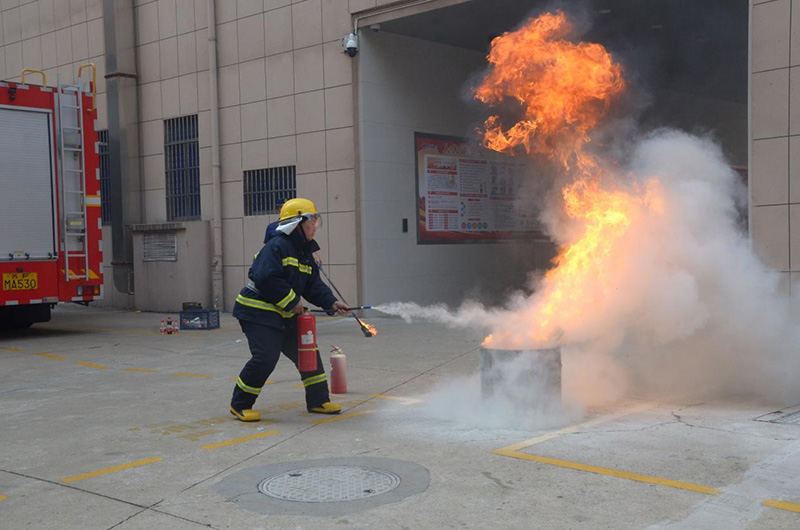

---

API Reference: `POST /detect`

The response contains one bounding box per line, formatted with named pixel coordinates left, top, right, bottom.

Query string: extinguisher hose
left=309, top=306, right=371, bottom=314
left=319, top=265, right=374, bottom=337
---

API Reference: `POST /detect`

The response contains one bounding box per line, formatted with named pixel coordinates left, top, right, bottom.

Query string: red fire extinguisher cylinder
left=330, top=346, right=347, bottom=394
left=297, top=313, right=318, bottom=372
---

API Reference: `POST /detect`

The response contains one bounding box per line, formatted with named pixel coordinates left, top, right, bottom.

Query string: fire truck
left=0, top=65, right=103, bottom=329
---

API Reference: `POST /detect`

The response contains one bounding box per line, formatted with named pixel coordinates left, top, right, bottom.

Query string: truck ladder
left=55, top=76, right=89, bottom=281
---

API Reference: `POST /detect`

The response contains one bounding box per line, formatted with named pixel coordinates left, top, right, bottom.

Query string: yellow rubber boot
left=230, top=406, right=260, bottom=422
left=308, top=402, right=341, bottom=414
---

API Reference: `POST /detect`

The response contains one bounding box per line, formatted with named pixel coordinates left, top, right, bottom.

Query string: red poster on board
left=415, top=132, right=547, bottom=244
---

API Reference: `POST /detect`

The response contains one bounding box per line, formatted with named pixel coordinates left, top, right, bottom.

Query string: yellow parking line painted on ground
left=36, top=353, right=65, bottom=360
left=310, top=410, right=374, bottom=425
left=763, top=500, right=800, bottom=513
left=61, top=457, right=162, bottom=483
left=171, top=372, right=212, bottom=378
left=493, top=448, right=719, bottom=495
left=76, top=361, right=110, bottom=370
left=491, top=402, right=720, bottom=495
left=369, top=393, right=423, bottom=405
left=0, top=346, right=24, bottom=352
left=199, top=430, right=280, bottom=450
left=123, top=368, right=158, bottom=373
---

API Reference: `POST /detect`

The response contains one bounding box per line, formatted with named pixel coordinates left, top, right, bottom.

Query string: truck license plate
left=2, top=272, right=38, bottom=291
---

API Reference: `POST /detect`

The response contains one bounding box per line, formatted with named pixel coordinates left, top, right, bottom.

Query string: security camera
left=370, top=23, right=381, bottom=33
left=343, top=32, right=359, bottom=57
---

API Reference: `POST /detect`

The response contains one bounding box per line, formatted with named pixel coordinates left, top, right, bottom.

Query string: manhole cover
left=216, top=457, right=429, bottom=516
left=258, top=466, right=401, bottom=502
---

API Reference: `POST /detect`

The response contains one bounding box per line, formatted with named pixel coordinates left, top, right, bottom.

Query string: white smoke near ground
left=376, top=129, right=800, bottom=424
left=424, top=353, right=583, bottom=432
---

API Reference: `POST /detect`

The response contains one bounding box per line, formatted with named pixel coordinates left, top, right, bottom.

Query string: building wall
left=750, top=0, right=800, bottom=294
left=0, top=1, right=106, bottom=112
left=0, top=0, right=368, bottom=312
left=3, top=0, right=793, bottom=311
left=133, top=0, right=365, bottom=311
left=357, top=31, right=555, bottom=306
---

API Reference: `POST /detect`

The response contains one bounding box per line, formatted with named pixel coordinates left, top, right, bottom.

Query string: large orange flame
left=475, top=11, right=664, bottom=347
left=534, top=178, right=665, bottom=340
left=474, top=11, right=625, bottom=172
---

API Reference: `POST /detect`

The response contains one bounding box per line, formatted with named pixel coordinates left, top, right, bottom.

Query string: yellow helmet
left=279, top=198, right=317, bottom=220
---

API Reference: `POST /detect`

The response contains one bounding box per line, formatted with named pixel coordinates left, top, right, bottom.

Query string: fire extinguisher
left=330, top=346, right=347, bottom=394
left=297, top=311, right=318, bottom=372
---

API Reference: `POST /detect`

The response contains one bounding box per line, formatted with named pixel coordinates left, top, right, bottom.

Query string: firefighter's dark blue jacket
left=263, top=221, right=279, bottom=244
left=233, top=226, right=336, bottom=329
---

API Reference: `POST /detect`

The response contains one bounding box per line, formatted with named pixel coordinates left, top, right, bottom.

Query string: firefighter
left=230, top=198, right=349, bottom=421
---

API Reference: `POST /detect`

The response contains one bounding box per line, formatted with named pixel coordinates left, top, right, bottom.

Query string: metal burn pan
left=479, top=347, right=562, bottom=401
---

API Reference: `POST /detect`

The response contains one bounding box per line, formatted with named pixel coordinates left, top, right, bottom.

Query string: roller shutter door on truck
left=0, top=107, right=56, bottom=261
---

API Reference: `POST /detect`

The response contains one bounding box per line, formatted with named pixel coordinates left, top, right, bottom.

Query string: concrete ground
left=1, top=304, right=800, bottom=530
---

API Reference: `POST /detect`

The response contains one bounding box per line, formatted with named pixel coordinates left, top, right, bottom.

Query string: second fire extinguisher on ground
left=330, top=346, right=347, bottom=394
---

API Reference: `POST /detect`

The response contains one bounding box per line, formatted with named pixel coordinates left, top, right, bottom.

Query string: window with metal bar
left=164, top=115, right=200, bottom=221
left=243, top=166, right=297, bottom=216
left=98, top=130, right=111, bottom=225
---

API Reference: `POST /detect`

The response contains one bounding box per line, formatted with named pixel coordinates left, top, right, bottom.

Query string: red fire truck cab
left=0, top=66, right=103, bottom=329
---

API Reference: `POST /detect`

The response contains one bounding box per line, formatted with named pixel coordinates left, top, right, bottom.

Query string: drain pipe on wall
left=103, top=0, right=139, bottom=297
left=207, top=0, right=224, bottom=310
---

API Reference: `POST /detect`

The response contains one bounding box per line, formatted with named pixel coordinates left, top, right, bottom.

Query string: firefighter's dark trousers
left=231, top=319, right=329, bottom=412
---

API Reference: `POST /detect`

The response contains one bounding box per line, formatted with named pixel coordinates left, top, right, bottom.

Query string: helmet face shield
left=275, top=211, right=322, bottom=238
left=303, top=213, right=322, bottom=229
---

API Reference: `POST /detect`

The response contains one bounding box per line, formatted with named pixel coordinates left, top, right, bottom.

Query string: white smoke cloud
left=377, top=129, right=800, bottom=413
left=605, top=130, right=800, bottom=402
left=424, top=352, right=583, bottom=432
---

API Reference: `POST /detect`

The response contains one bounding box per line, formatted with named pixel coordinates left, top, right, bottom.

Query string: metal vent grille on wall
left=244, top=166, right=296, bottom=216
left=143, top=232, right=177, bottom=261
